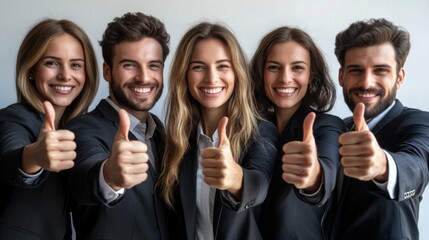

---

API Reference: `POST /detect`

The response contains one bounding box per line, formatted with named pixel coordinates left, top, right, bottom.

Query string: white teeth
left=53, top=86, right=72, bottom=91
left=201, top=88, right=222, bottom=94
left=276, top=88, right=295, bottom=94
left=358, top=93, right=376, bottom=98
left=132, top=87, right=151, bottom=94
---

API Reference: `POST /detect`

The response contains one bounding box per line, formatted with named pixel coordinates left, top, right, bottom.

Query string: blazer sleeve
left=66, top=114, right=118, bottom=206
left=0, top=105, right=49, bottom=187
left=221, top=121, right=278, bottom=212
left=371, top=110, right=429, bottom=201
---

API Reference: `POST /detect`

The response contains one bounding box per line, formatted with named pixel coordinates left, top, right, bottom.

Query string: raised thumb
left=303, top=112, right=316, bottom=142
left=115, top=109, right=130, bottom=141
left=353, top=103, right=369, bottom=131
left=42, top=101, right=56, bottom=131
left=217, top=117, right=229, bottom=148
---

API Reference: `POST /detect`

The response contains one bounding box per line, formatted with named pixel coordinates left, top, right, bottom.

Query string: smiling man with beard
left=323, top=18, right=429, bottom=240
left=66, top=12, right=171, bottom=239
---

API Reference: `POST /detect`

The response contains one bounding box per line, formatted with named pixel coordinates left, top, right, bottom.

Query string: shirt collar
left=367, top=100, right=396, bottom=130
left=197, top=122, right=219, bottom=146
left=105, top=97, right=157, bottom=138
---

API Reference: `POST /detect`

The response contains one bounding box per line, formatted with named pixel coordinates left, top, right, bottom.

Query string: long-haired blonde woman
left=0, top=18, right=98, bottom=239
left=159, top=22, right=277, bottom=239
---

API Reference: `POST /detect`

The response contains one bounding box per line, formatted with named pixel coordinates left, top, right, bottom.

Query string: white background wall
left=1, top=0, right=428, bottom=237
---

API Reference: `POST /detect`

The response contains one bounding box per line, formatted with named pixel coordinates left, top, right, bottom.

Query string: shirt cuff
left=99, top=160, right=125, bottom=203
left=372, top=150, right=397, bottom=199
left=19, top=168, right=44, bottom=186
left=298, top=175, right=324, bottom=204
left=222, top=190, right=241, bottom=208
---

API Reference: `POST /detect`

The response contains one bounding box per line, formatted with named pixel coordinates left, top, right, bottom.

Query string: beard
left=109, top=79, right=163, bottom=112
left=343, top=85, right=397, bottom=119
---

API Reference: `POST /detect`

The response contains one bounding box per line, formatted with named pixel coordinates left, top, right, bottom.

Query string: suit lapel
left=371, top=100, right=403, bottom=135
left=180, top=141, right=198, bottom=240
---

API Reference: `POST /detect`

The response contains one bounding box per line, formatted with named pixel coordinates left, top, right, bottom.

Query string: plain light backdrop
left=1, top=0, right=428, bottom=237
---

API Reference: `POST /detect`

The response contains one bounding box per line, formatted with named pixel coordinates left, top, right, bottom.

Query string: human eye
left=347, top=68, right=362, bottom=75
left=218, top=63, right=232, bottom=71
left=265, top=64, right=280, bottom=72
left=374, top=67, right=389, bottom=75
left=292, top=65, right=305, bottom=72
left=149, top=62, right=162, bottom=70
left=44, top=60, right=59, bottom=68
left=190, top=64, right=205, bottom=71
left=71, top=62, right=84, bottom=69
left=122, top=62, right=136, bottom=69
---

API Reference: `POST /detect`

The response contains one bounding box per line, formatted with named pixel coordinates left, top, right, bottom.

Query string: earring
left=29, top=73, right=33, bottom=80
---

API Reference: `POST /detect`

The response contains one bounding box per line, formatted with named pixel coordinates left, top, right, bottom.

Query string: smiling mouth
left=275, top=87, right=296, bottom=94
left=130, top=87, right=152, bottom=94
left=200, top=87, right=223, bottom=94
left=357, top=92, right=378, bottom=98
left=52, top=85, right=73, bottom=92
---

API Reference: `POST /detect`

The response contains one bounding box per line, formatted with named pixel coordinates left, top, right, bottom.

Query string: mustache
left=350, top=87, right=384, bottom=95
left=125, top=82, right=160, bottom=88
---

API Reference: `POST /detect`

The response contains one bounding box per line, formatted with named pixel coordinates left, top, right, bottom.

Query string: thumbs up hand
left=103, top=109, right=149, bottom=190
left=22, top=101, right=76, bottom=174
left=201, top=117, right=244, bottom=199
left=282, top=112, right=322, bottom=192
left=339, top=103, right=388, bottom=182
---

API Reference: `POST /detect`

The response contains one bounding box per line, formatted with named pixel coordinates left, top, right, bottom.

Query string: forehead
left=191, top=38, right=230, bottom=60
left=43, top=33, right=83, bottom=54
left=267, top=41, right=310, bottom=61
left=112, top=37, right=163, bottom=62
left=344, top=43, right=396, bottom=67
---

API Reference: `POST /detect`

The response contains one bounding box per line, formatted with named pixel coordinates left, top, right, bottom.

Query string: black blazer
left=66, top=99, right=169, bottom=240
left=0, top=103, right=71, bottom=240
left=259, top=107, right=346, bottom=240
left=324, top=100, right=429, bottom=240
left=172, top=121, right=278, bottom=240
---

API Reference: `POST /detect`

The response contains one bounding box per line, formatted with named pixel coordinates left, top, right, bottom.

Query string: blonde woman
left=159, top=22, right=277, bottom=240
left=0, top=19, right=98, bottom=239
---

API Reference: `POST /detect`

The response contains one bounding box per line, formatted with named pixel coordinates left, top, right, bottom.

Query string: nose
left=360, top=71, right=375, bottom=89
left=57, top=66, right=71, bottom=82
left=280, top=68, right=292, bottom=83
left=206, top=67, right=219, bottom=83
left=135, top=65, right=150, bottom=83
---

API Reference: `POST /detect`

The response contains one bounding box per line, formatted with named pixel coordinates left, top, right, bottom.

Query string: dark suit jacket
left=172, top=121, right=278, bottom=240
left=0, top=103, right=71, bottom=240
left=66, top=99, right=169, bottom=240
left=324, top=100, right=429, bottom=240
left=259, top=107, right=346, bottom=240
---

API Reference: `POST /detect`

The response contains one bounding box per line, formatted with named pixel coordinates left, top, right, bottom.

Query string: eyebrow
left=346, top=64, right=392, bottom=69
left=190, top=59, right=231, bottom=65
left=42, top=56, right=84, bottom=62
left=119, top=59, right=163, bottom=64
left=265, top=60, right=308, bottom=65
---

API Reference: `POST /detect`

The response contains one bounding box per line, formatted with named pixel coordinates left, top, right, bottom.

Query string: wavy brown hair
left=250, top=26, right=336, bottom=119
left=158, top=22, right=261, bottom=208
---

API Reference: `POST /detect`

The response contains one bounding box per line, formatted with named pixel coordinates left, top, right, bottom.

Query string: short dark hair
left=100, top=12, right=170, bottom=67
left=335, top=18, right=410, bottom=72
left=250, top=26, right=336, bottom=118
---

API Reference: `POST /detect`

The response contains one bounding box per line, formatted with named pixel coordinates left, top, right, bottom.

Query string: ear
left=338, top=68, right=344, bottom=87
left=396, top=67, right=405, bottom=89
left=103, top=62, right=112, bottom=82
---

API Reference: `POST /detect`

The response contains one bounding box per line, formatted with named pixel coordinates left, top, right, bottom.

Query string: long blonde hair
left=158, top=22, right=261, bottom=208
left=16, top=18, right=99, bottom=127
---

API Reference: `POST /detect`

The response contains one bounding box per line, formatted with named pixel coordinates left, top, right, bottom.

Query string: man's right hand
left=103, top=109, right=149, bottom=190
